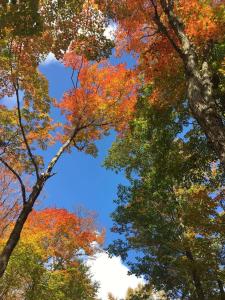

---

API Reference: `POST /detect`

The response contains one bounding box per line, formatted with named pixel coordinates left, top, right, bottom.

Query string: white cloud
left=104, top=22, right=117, bottom=40
left=40, top=52, right=58, bottom=66
left=87, top=252, right=144, bottom=300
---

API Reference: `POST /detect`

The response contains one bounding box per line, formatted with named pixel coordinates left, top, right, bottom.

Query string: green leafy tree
left=0, top=0, right=43, bottom=38
left=0, top=0, right=127, bottom=277
left=125, top=284, right=167, bottom=300
left=107, top=292, right=118, bottom=300
left=0, top=208, right=101, bottom=300
left=105, top=88, right=225, bottom=299
left=99, top=0, right=225, bottom=167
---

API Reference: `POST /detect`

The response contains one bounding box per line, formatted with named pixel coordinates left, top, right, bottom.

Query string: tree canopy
left=0, top=0, right=225, bottom=299
left=105, top=89, right=225, bottom=299
left=0, top=208, right=101, bottom=300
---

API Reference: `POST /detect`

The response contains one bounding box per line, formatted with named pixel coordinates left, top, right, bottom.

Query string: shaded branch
left=149, top=0, right=185, bottom=60
left=70, top=57, right=84, bottom=89
left=45, top=126, right=82, bottom=176
left=159, top=0, right=190, bottom=55
left=140, top=30, right=159, bottom=40
left=0, top=157, right=26, bottom=204
left=14, top=85, right=39, bottom=179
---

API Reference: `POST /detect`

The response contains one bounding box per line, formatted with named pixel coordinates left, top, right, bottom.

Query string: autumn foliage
left=0, top=208, right=101, bottom=299
left=0, top=167, right=20, bottom=236
left=0, top=0, right=140, bottom=277
left=59, top=54, right=138, bottom=147
left=98, top=0, right=224, bottom=105
left=23, top=208, right=104, bottom=260
left=0, top=0, right=225, bottom=298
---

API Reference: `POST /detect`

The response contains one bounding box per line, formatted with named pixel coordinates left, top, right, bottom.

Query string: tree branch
left=70, top=57, right=84, bottom=89
left=149, top=0, right=185, bottom=60
left=159, top=0, right=190, bottom=54
left=45, top=126, right=81, bottom=176
left=14, top=85, right=39, bottom=179
left=0, top=158, right=26, bottom=204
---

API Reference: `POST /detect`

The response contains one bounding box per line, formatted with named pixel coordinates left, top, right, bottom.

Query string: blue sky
left=1, top=54, right=144, bottom=299
left=39, top=53, right=134, bottom=246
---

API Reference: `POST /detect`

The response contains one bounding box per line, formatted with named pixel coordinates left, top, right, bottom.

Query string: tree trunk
left=185, top=53, right=225, bottom=166
left=218, top=279, right=225, bottom=300
left=159, top=0, right=225, bottom=166
left=185, top=249, right=205, bottom=300
left=0, top=177, right=45, bottom=277
left=0, top=125, right=80, bottom=277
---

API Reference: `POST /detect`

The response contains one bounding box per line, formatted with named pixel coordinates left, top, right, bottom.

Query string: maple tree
left=98, top=0, right=225, bottom=166
left=105, top=89, right=225, bottom=299
left=0, top=166, right=21, bottom=236
left=0, top=208, right=101, bottom=299
left=0, top=1, right=138, bottom=277
left=1, top=2, right=224, bottom=297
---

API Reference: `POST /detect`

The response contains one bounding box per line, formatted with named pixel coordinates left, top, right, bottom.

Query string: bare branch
left=0, top=158, right=26, bottom=204
left=140, top=30, right=159, bottom=40
left=45, top=126, right=81, bottom=176
left=74, top=142, right=86, bottom=151
left=14, top=85, right=40, bottom=179
left=149, top=0, right=185, bottom=60
left=70, top=57, right=84, bottom=90
left=70, top=69, right=76, bottom=88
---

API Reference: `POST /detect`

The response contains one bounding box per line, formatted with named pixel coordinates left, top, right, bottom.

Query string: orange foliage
left=176, top=0, right=224, bottom=43
left=21, top=208, right=104, bottom=262
left=98, top=0, right=225, bottom=106
left=0, top=167, right=21, bottom=236
left=58, top=53, right=139, bottom=144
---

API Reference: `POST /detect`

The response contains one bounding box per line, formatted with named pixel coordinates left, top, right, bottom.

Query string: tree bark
left=185, top=249, right=205, bottom=300
left=0, top=126, right=81, bottom=278
left=0, top=176, right=45, bottom=277
left=185, top=51, right=225, bottom=166
left=158, top=0, right=225, bottom=166
left=217, top=279, right=225, bottom=300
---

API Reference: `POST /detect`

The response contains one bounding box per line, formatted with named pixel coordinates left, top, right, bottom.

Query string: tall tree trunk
left=0, top=126, right=80, bottom=278
left=185, top=249, right=205, bottom=300
left=185, top=52, right=225, bottom=166
left=0, top=176, right=45, bottom=277
left=158, top=0, right=225, bottom=166
left=217, top=279, right=225, bottom=300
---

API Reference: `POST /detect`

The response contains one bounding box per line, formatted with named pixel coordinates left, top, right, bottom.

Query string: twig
left=14, top=85, right=39, bottom=179
left=0, top=157, right=26, bottom=204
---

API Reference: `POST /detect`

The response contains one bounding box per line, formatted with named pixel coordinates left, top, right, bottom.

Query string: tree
left=125, top=283, right=167, bottom=300
left=0, top=1, right=138, bottom=277
left=0, top=0, right=43, bottom=38
left=107, top=292, right=118, bottom=300
left=0, top=166, right=20, bottom=236
left=105, top=89, right=225, bottom=299
left=98, top=0, right=225, bottom=166
left=0, top=208, right=101, bottom=299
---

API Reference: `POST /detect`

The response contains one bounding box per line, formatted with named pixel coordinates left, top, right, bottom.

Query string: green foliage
left=210, top=41, right=225, bottom=112
left=105, top=89, right=225, bottom=299
left=0, top=0, right=43, bottom=38
left=125, top=284, right=166, bottom=300
left=0, top=241, right=98, bottom=300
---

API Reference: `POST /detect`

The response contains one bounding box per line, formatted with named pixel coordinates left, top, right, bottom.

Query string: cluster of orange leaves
left=177, top=0, right=225, bottom=43
left=98, top=0, right=225, bottom=106
left=58, top=52, right=139, bottom=143
left=20, top=208, right=104, bottom=262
